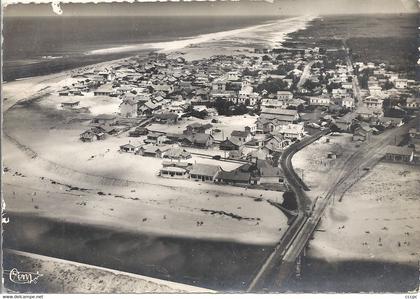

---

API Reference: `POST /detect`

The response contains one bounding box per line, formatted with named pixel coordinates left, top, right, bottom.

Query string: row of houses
left=159, top=160, right=285, bottom=185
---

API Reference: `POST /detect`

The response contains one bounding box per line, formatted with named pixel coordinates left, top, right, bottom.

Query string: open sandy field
left=291, top=132, right=360, bottom=200
left=308, top=162, right=420, bottom=265
left=3, top=73, right=287, bottom=246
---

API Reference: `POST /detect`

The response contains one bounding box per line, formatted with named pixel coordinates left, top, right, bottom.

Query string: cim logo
left=7, top=268, right=43, bottom=284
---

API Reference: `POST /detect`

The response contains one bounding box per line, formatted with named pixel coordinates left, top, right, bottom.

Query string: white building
left=276, top=124, right=305, bottom=140
left=341, top=97, right=355, bottom=109
left=309, top=96, right=330, bottom=107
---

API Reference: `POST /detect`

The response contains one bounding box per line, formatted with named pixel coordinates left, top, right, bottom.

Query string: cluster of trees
left=282, top=191, right=298, bottom=211
left=255, top=78, right=289, bottom=94
left=270, top=63, right=295, bottom=76
left=212, top=98, right=249, bottom=116
left=185, top=105, right=208, bottom=119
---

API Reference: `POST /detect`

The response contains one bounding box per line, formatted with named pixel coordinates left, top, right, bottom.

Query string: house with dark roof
left=153, top=112, right=179, bottom=124
left=181, top=133, right=214, bottom=148
left=231, top=130, right=252, bottom=143
left=215, top=169, right=251, bottom=185
left=184, top=123, right=213, bottom=135
left=137, top=144, right=170, bottom=158
left=189, top=163, right=221, bottom=182
left=260, top=108, right=299, bottom=124
left=120, top=143, right=138, bottom=153
left=129, top=127, right=149, bottom=137
left=353, top=123, right=372, bottom=142
left=219, top=138, right=243, bottom=151
left=145, top=132, right=166, bottom=145
left=236, top=160, right=285, bottom=185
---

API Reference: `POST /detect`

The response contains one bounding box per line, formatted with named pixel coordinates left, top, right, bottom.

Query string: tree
left=282, top=191, right=298, bottom=211
left=262, top=54, right=271, bottom=61
left=256, top=78, right=288, bottom=94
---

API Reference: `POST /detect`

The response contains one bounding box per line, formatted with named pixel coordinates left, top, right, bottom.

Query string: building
left=263, top=136, right=290, bottom=153
left=145, top=132, right=166, bottom=145
left=94, top=84, right=114, bottom=96
left=137, top=144, right=169, bottom=158
left=236, top=160, right=285, bottom=185
left=184, top=123, right=213, bottom=135
left=162, top=147, right=192, bottom=160
left=189, top=163, right=221, bottom=182
left=405, top=97, right=420, bottom=109
left=334, top=113, right=355, bottom=132
left=91, top=114, right=117, bottom=126
left=219, top=138, right=243, bottom=151
left=260, top=108, right=299, bottom=124
left=363, top=97, right=383, bottom=110
left=119, top=96, right=138, bottom=118
left=384, top=146, right=414, bottom=163
left=277, top=124, right=305, bottom=140
left=129, top=127, right=149, bottom=137
left=352, top=124, right=372, bottom=142
left=341, top=97, right=355, bottom=109
left=153, top=112, right=179, bottom=124
left=309, top=96, right=330, bottom=107
left=80, top=129, right=105, bottom=142
left=231, top=130, right=252, bottom=143
left=356, top=106, right=383, bottom=120
left=215, top=169, right=251, bottom=185
left=277, top=91, right=293, bottom=101
left=120, top=143, right=138, bottom=153
left=159, top=166, right=189, bottom=178
left=395, top=79, right=408, bottom=89
left=181, top=133, right=214, bottom=148
left=61, top=101, right=80, bottom=109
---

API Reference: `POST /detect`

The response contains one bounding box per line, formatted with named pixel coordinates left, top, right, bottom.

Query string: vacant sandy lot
left=309, top=162, right=420, bottom=265
left=291, top=132, right=359, bottom=200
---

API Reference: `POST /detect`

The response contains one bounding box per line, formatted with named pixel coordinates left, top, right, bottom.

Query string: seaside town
left=3, top=9, right=420, bottom=294
left=56, top=46, right=419, bottom=191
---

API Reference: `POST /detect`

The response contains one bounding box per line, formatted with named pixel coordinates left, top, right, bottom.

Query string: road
left=296, top=60, right=315, bottom=89
left=342, top=39, right=362, bottom=107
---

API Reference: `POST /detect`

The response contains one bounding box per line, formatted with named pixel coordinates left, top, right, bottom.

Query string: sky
left=3, top=0, right=419, bottom=17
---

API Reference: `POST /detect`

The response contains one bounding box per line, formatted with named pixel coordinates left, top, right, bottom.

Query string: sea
left=3, top=16, right=287, bottom=81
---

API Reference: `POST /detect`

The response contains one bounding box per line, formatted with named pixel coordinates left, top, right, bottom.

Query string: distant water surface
left=3, top=16, right=278, bottom=81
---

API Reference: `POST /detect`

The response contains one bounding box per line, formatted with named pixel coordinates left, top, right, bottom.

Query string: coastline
left=3, top=15, right=314, bottom=83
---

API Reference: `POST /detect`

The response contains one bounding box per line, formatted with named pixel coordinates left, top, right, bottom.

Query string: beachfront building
left=120, top=143, right=138, bottom=153
left=159, top=167, right=189, bottom=179
left=61, top=101, right=80, bottom=109
left=189, top=163, right=221, bottom=182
